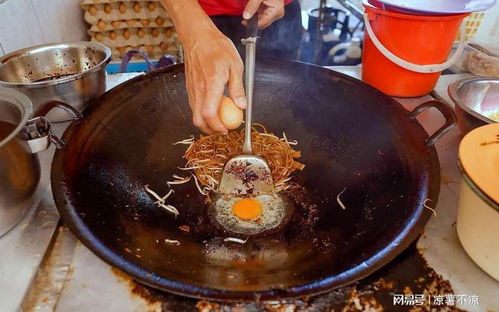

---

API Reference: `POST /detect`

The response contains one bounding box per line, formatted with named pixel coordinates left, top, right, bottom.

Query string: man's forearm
left=159, top=0, right=218, bottom=46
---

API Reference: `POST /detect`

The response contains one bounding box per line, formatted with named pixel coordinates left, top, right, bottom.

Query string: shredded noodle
left=181, top=124, right=304, bottom=191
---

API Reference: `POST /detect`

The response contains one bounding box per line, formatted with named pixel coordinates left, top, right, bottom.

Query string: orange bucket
left=362, top=2, right=468, bottom=97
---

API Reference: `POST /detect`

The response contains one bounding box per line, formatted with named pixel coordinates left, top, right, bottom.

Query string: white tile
left=32, top=0, right=88, bottom=43
left=0, top=0, right=46, bottom=53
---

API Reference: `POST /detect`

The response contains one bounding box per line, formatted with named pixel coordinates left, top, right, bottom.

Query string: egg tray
left=109, top=44, right=182, bottom=61
left=83, top=1, right=169, bottom=24
left=90, top=27, right=178, bottom=47
left=89, top=17, right=173, bottom=32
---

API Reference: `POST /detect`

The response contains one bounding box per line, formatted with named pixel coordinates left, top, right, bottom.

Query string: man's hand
left=184, top=30, right=246, bottom=134
left=243, top=0, right=285, bottom=29
left=160, top=0, right=247, bottom=134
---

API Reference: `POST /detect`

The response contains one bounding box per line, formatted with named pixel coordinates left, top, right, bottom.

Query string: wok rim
left=51, top=61, right=440, bottom=301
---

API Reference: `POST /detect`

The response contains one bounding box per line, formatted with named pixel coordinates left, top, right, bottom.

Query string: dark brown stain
left=441, top=173, right=455, bottom=186
left=111, top=244, right=468, bottom=312
left=32, top=73, right=77, bottom=82
left=480, top=134, right=499, bottom=146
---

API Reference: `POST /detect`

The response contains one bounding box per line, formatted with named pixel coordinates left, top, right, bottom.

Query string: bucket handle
left=363, top=13, right=466, bottom=73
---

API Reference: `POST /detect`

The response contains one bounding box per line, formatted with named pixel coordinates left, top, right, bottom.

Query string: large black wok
left=51, top=60, right=455, bottom=301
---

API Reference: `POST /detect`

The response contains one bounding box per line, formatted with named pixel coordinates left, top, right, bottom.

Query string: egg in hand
left=218, top=96, right=243, bottom=130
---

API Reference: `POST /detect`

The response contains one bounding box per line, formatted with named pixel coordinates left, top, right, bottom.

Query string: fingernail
left=234, top=96, right=247, bottom=109
left=243, top=11, right=252, bottom=20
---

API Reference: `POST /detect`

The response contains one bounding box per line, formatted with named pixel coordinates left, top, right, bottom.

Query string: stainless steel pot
left=0, top=42, right=111, bottom=122
left=0, top=88, right=77, bottom=236
left=0, top=89, right=39, bottom=235
left=448, top=77, right=499, bottom=134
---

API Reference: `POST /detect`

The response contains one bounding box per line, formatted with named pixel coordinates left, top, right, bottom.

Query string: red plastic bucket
left=361, top=2, right=468, bottom=97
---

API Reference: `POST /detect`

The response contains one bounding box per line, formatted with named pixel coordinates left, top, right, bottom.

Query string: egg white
left=213, top=194, right=286, bottom=235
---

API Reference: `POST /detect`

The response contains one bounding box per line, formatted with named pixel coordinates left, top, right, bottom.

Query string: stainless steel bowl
left=0, top=89, right=39, bottom=236
left=0, top=42, right=111, bottom=121
left=448, top=77, right=499, bottom=134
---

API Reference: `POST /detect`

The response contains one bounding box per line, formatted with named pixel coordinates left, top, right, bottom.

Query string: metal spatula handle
left=242, top=42, right=256, bottom=154
left=242, top=14, right=258, bottom=154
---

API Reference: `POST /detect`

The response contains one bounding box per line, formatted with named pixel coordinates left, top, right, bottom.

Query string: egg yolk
left=231, top=198, right=263, bottom=220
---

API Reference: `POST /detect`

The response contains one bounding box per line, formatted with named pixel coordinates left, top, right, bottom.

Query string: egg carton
left=109, top=44, right=182, bottom=61
left=89, top=18, right=173, bottom=32
left=83, top=1, right=170, bottom=24
left=81, top=0, right=160, bottom=5
left=89, top=27, right=177, bottom=47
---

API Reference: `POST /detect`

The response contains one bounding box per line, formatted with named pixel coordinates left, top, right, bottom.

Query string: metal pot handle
left=409, top=100, right=457, bottom=147
left=23, top=101, right=82, bottom=152
left=33, top=100, right=82, bottom=119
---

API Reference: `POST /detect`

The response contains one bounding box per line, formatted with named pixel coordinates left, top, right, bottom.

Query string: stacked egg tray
left=81, top=0, right=183, bottom=62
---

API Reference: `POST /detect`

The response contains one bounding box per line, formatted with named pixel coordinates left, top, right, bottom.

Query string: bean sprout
left=224, top=237, right=249, bottom=244
left=167, top=175, right=191, bottom=187
left=164, top=239, right=180, bottom=246
left=337, top=187, right=347, bottom=210
left=144, top=185, right=178, bottom=217
left=424, top=199, right=437, bottom=217
left=173, top=135, right=195, bottom=145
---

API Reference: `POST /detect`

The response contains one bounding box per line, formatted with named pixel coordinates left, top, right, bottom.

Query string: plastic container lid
left=368, top=0, right=496, bottom=15
left=459, top=123, right=499, bottom=205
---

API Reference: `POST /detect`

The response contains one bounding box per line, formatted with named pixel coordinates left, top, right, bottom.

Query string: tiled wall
left=0, top=0, right=88, bottom=56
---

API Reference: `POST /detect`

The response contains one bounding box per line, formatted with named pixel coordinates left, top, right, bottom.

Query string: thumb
left=228, top=64, right=247, bottom=109
left=243, top=0, right=262, bottom=19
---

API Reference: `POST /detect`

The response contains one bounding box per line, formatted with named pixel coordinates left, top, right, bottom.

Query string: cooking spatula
left=218, top=15, right=275, bottom=196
